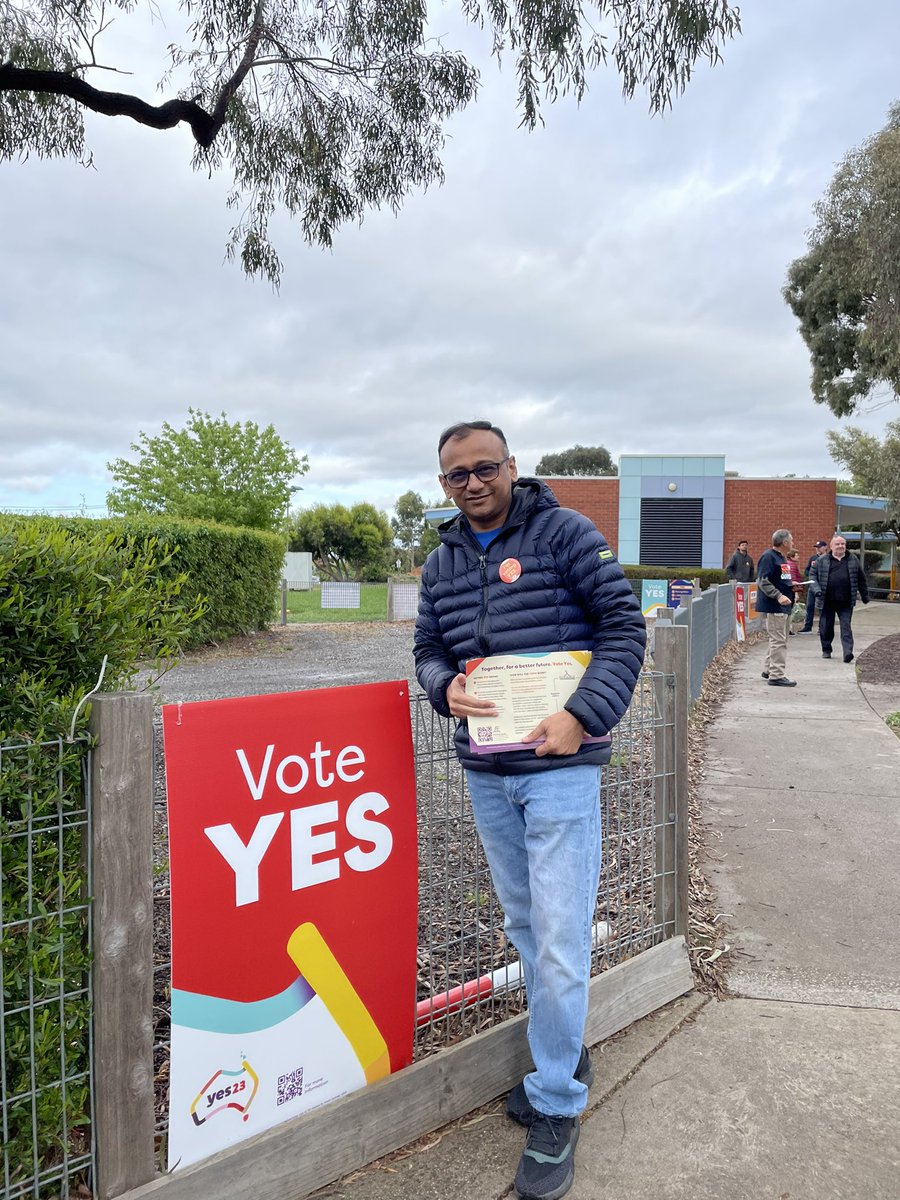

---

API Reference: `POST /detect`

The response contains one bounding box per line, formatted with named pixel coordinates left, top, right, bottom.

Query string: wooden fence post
left=89, top=693, right=157, bottom=1198
left=652, top=622, right=690, bottom=941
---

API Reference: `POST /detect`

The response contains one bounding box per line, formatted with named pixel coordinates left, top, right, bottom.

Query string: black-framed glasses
left=441, top=458, right=509, bottom=490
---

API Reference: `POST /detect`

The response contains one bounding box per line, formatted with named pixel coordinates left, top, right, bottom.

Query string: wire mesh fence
left=149, top=674, right=674, bottom=1159
left=716, top=582, right=735, bottom=649
left=1, top=675, right=677, bottom=1190
left=668, top=582, right=760, bottom=701
left=687, top=590, right=717, bottom=699
left=0, top=736, right=94, bottom=1200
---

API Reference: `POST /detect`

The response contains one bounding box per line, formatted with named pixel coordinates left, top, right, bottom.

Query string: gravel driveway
left=153, top=622, right=418, bottom=704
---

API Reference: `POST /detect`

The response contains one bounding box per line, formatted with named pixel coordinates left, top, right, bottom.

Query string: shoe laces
left=526, top=1113, right=571, bottom=1157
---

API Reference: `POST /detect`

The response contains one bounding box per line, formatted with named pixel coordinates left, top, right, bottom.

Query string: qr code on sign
left=276, top=1066, right=304, bottom=1106
left=475, top=726, right=494, bottom=742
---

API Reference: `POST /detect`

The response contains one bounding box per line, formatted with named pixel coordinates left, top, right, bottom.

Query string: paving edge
left=581, top=990, right=710, bottom=1119
left=309, top=991, right=709, bottom=1200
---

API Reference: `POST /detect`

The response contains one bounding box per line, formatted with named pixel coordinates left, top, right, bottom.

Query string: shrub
left=869, top=572, right=897, bottom=597
left=0, top=517, right=203, bottom=738
left=0, top=516, right=204, bottom=1191
left=620, top=565, right=728, bottom=590
left=55, top=515, right=285, bottom=648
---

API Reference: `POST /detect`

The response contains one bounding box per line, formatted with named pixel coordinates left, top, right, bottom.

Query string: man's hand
left=446, top=673, right=498, bottom=720
left=778, top=594, right=792, bottom=606
left=522, top=710, right=586, bottom=757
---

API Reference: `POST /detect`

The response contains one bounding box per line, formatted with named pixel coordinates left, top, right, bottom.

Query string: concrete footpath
left=315, top=603, right=900, bottom=1200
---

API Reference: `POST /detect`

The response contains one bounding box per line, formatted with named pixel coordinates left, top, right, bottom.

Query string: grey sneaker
left=514, top=1113, right=580, bottom=1200
left=507, top=1046, right=593, bottom=1126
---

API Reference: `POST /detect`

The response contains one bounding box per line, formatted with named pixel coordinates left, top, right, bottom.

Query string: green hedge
left=51, top=515, right=285, bottom=648
left=0, top=516, right=206, bottom=1193
left=870, top=572, right=897, bottom=595
left=0, top=516, right=205, bottom=738
left=621, top=565, right=728, bottom=590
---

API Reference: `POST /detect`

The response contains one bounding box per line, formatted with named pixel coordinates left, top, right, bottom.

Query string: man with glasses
left=414, top=421, right=646, bottom=1200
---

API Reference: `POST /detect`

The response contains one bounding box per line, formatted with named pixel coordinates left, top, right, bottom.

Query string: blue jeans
left=801, top=587, right=817, bottom=630
left=465, top=765, right=602, bottom=1117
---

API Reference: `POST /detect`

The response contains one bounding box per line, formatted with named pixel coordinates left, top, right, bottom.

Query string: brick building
left=536, top=455, right=840, bottom=568
left=425, top=453, right=885, bottom=570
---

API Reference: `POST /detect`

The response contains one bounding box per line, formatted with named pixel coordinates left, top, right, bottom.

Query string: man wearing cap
left=798, top=540, right=829, bottom=633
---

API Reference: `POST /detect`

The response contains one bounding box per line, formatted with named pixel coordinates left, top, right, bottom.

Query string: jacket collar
left=438, top=477, right=559, bottom=544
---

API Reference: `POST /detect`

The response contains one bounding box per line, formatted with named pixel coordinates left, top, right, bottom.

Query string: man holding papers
left=414, top=421, right=646, bottom=1200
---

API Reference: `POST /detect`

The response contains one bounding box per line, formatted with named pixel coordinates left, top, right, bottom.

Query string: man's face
left=780, top=534, right=793, bottom=554
left=738, top=541, right=748, bottom=553
left=438, top=430, right=518, bottom=532
left=816, top=544, right=827, bottom=555
left=831, top=536, right=847, bottom=559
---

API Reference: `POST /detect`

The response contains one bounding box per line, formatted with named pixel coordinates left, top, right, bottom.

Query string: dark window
left=640, top=498, right=704, bottom=567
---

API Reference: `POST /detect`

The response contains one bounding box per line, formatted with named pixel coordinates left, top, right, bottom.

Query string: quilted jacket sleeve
left=808, top=557, right=822, bottom=598
left=856, top=559, right=870, bottom=604
left=413, top=566, right=457, bottom=717
left=549, top=514, right=647, bottom=737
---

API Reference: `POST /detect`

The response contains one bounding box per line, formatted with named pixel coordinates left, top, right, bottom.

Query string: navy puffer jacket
left=414, top=479, right=647, bottom=774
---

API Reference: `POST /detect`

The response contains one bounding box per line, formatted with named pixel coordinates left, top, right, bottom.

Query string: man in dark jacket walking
left=725, top=540, right=754, bottom=582
left=414, top=421, right=646, bottom=1200
left=756, top=528, right=797, bottom=687
left=809, top=534, right=869, bottom=662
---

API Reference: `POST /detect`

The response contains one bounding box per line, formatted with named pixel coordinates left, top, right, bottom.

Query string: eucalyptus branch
left=0, top=61, right=218, bottom=142
left=204, top=0, right=267, bottom=145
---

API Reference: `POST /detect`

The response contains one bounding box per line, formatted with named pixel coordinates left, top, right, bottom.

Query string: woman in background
left=786, top=550, right=804, bottom=634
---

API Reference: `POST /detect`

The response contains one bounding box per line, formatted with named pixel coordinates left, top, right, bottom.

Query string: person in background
left=798, top=540, right=829, bottom=632
left=809, top=534, right=869, bottom=663
left=786, top=550, right=804, bottom=635
left=756, top=529, right=797, bottom=687
left=725, top=539, right=754, bottom=582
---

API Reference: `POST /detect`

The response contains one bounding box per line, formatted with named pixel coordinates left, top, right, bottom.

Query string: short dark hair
left=438, top=420, right=509, bottom=457
left=738, top=539, right=748, bottom=545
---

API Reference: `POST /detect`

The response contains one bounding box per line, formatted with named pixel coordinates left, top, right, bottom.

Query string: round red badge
left=499, top=557, right=522, bottom=584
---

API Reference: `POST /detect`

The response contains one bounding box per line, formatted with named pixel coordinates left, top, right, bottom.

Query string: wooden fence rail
left=89, top=622, right=691, bottom=1200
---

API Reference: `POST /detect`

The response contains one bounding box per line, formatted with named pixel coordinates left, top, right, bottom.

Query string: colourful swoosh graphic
left=287, top=921, right=390, bottom=1085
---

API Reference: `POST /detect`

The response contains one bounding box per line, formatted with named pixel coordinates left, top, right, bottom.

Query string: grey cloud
left=2, top=0, right=900, bottom=515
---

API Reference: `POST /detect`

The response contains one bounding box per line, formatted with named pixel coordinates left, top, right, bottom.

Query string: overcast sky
left=2, top=0, right=899, bottom=521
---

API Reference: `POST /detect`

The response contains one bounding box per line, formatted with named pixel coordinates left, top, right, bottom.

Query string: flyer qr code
left=475, top=726, right=494, bottom=742
left=276, top=1066, right=304, bottom=1106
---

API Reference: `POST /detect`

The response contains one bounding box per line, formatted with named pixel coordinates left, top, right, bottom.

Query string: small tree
left=535, top=445, right=618, bottom=476
left=287, top=502, right=394, bottom=581
left=827, top=419, right=900, bottom=539
left=392, top=490, right=436, bottom=573
left=107, top=409, right=308, bottom=532
left=784, top=103, right=900, bottom=417
left=419, top=523, right=440, bottom=565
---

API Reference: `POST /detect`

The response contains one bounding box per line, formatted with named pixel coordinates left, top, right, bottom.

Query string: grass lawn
left=282, top=584, right=388, bottom=623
